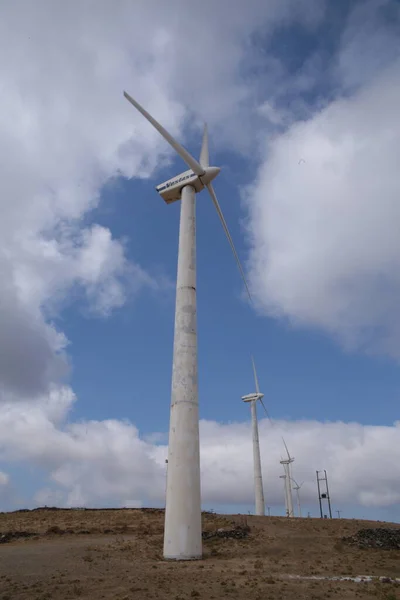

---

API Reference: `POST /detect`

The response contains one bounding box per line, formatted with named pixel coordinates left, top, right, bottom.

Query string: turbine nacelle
left=280, top=457, right=295, bottom=464
left=156, top=166, right=221, bottom=204
left=242, top=392, right=264, bottom=403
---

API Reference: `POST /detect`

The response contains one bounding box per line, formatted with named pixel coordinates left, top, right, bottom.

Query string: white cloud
left=0, top=0, right=325, bottom=402
left=1, top=392, right=400, bottom=511
left=248, top=46, right=400, bottom=356
left=33, top=487, right=65, bottom=508
left=199, top=418, right=400, bottom=509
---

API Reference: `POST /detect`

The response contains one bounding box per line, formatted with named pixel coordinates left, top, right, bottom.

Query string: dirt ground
left=0, top=508, right=399, bottom=599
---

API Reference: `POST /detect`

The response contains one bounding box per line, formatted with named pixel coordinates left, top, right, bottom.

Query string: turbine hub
left=201, top=166, right=220, bottom=185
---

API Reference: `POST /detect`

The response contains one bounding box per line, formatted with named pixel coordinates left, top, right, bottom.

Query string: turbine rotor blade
left=206, top=182, right=252, bottom=302
left=123, top=91, right=205, bottom=177
left=199, top=123, right=209, bottom=168
left=251, top=355, right=260, bottom=394
left=282, top=437, right=291, bottom=461
left=259, top=398, right=274, bottom=427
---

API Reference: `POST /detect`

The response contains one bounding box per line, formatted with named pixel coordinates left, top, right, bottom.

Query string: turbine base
left=163, top=554, right=202, bottom=562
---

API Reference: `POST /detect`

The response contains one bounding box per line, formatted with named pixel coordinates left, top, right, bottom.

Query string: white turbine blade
left=199, top=123, right=209, bottom=168
left=206, top=182, right=252, bottom=302
left=251, top=355, right=260, bottom=394
left=259, top=398, right=274, bottom=427
left=123, top=91, right=205, bottom=177
left=282, top=437, right=291, bottom=461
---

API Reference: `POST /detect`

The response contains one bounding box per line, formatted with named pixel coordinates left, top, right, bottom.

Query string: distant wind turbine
left=291, top=477, right=304, bottom=518
left=280, top=475, right=288, bottom=516
left=280, top=438, right=295, bottom=518
left=242, top=356, right=268, bottom=516
left=249, top=380, right=297, bottom=520
left=124, top=92, right=251, bottom=561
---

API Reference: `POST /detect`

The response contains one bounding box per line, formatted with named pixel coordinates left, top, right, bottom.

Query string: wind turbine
left=280, top=438, right=295, bottom=518
left=291, top=477, right=303, bottom=518
left=241, top=356, right=268, bottom=516
left=280, top=474, right=289, bottom=516
left=123, top=92, right=251, bottom=560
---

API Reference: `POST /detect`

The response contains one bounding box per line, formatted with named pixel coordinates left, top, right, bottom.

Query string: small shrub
left=46, top=525, right=63, bottom=535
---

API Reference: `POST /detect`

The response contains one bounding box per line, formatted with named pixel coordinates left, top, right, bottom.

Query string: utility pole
left=316, top=471, right=322, bottom=518
left=316, top=470, right=333, bottom=519
left=267, top=506, right=271, bottom=516
left=336, top=510, right=341, bottom=518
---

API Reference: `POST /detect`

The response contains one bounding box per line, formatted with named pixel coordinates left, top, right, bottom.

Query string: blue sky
left=0, top=0, right=399, bottom=520
left=67, top=161, right=400, bottom=431
left=64, top=0, right=400, bottom=431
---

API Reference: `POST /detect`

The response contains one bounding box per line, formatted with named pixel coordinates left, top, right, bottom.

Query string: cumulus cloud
left=0, top=0, right=325, bottom=403
left=199, top=418, right=400, bottom=509
left=248, top=2, right=400, bottom=358
left=1, top=391, right=399, bottom=511
left=0, top=404, right=400, bottom=508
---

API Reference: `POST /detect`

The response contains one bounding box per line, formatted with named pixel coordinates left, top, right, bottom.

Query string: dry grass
left=0, top=508, right=399, bottom=599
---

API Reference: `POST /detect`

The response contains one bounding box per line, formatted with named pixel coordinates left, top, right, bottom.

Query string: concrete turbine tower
left=280, top=439, right=295, bottom=518
left=242, top=357, right=267, bottom=516
left=123, top=92, right=251, bottom=561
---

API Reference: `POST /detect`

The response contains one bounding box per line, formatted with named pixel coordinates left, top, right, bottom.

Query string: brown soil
left=0, top=508, right=399, bottom=599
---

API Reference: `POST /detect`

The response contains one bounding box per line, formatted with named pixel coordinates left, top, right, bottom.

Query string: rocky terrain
left=343, top=527, right=400, bottom=551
